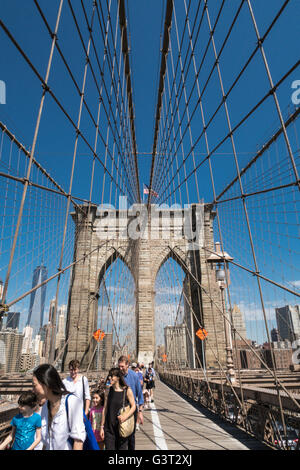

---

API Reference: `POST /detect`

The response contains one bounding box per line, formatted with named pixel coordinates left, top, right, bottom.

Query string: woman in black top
left=100, top=368, right=136, bottom=450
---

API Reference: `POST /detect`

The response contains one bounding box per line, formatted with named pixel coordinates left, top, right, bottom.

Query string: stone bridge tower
left=62, top=202, right=226, bottom=370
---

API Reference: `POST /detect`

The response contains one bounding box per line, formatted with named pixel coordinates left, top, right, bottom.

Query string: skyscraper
left=231, top=304, right=248, bottom=340
left=22, top=325, right=33, bottom=354
left=275, top=305, right=300, bottom=343
left=26, top=265, right=48, bottom=336
left=56, top=304, right=66, bottom=350
left=0, top=330, right=23, bottom=373
left=164, top=324, right=189, bottom=367
left=6, top=312, right=20, bottom=330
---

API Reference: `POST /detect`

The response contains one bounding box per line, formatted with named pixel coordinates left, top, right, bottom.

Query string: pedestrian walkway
left=135, top=380, right=268, bottom=450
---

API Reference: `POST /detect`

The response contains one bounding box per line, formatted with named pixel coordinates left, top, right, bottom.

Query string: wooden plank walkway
left=135, top=379, right=269, bottom=451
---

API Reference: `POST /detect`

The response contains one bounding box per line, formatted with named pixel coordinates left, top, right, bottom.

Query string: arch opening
left=96, top=256, right=136, bottom=369
left=154, top=256, right=200, bottom=370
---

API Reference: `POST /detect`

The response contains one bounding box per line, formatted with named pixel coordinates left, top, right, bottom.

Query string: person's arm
left=100, top=393, right=108, bottom=441
left=83, top=377, right=91, bottom=416
left=117, top=388, right=136, bottom=424
left=73, top=439, right=83, bottom=450
left=136, top=376, right=144, bottom=424
left=68, top=395, right=86, bottom=450
left=136, top=375, right=144, bottom=408
left=26, top=427, right=41, bottom=450
left=88, top=409, right=93, bottom=427
left=84, top=400, right=90, bottom=416
left=0, top=428, right=15, bottom=450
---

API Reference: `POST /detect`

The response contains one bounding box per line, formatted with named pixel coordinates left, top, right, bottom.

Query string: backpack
left=65, top=394, right=99, bottom=450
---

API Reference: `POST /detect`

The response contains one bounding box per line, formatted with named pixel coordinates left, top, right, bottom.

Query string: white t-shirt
left=62, top=376, right=91, bottom=405
left=40, top=394, right=86, bottom=450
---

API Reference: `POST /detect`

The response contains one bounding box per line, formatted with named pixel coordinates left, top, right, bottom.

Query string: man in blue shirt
left=118, top=355, right=144, bottom=450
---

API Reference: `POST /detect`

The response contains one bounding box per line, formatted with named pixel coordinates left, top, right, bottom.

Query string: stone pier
left=62, top=202, right=226, bottom=370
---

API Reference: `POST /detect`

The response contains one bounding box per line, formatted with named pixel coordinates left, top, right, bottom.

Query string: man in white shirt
left=63, top=359, right=91, bottom=416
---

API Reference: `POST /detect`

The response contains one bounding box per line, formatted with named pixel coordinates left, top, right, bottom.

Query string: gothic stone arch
left=63, top=203, right=226, bottom=370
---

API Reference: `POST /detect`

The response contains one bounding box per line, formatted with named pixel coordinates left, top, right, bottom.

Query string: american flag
left=143, top=184, right=158, bottom=198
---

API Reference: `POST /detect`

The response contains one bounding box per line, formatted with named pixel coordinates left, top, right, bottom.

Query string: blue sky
left=0, top=0, right=299, bottom=198
left=0, top=0, right=299, bottom=349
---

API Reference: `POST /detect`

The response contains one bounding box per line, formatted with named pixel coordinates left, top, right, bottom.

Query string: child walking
left=89, top=390, right=105, bottom=450
left=0, top=391, right=41, bottom=451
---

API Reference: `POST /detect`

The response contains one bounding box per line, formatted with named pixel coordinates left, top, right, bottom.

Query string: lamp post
left=207, top=242, right=235, bottom=384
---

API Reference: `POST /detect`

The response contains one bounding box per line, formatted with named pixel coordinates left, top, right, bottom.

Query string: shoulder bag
left=65, top=394, right=99, bottom=451
left=118, top=388, right=135, bottom=438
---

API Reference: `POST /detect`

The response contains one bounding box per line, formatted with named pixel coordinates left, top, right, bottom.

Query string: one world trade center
left=26, top=265, right=48, bottom=336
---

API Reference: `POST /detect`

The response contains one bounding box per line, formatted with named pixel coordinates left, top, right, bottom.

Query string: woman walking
left=100, top=368, right=136, bottom=450
left=144, top=365, right=155, bottom=403
left=63, top=359, right=91, bottom=416
left=32, top=363, right=86, bottom=450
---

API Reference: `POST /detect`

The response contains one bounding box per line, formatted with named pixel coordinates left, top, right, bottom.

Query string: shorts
left=146, top=381, right=154, bottom=390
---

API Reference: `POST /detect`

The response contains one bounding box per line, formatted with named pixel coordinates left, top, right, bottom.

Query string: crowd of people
left=0, top=356, right=157, bottom=451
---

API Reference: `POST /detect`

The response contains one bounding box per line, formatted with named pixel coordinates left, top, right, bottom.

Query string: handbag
left=118, top=388, right=135, bottom=438
left=65, top=394, right=100, bottom=450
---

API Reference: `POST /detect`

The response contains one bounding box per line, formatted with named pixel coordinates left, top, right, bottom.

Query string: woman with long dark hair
left=32, top=364, right=86, bottom=450
left=100, top=368, right=136, bottom=450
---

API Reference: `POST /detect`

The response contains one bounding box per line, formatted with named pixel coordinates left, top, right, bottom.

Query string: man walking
left=118, top=355, right=144, bottom=450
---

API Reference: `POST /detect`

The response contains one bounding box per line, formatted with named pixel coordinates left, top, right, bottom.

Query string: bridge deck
left=135, top=380, right=269, bottom=451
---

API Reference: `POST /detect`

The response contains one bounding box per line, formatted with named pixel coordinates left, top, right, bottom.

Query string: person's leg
left=104, top=429, right=116, bottom=450
left=98, top=440, right=105, bottom=450
left=127, top=409, right=137, bottom=450
left=117, top=436, right=129, bottom=451
left=149, top=383, right=154, bottom=402
left=136, top=409, right=141, bottom=430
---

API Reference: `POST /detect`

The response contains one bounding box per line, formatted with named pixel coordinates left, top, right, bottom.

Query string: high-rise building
left=183, top=277, right=196, bottom=368
left=231, top=304, right=247, bottom=340
left=19, top=353, right=40, bottom=372
left=0, top=330, right=24, bottom=374
left=6, top=312, right=20, bottom=330
left=26, top=265, right=48, bottom=336
left=56, top=305, right=66, bottom=350
left=275, top=305, right=300, bottom=343
left=156, top=344, right=166, bottom=360
left=32, top=335, right=42, bottom=356
left=22, top=325, right=33, bottom=354
left=164, top=324, right=189, bottom=367
left=40, top=323, right=50, bottom=359
left=271, top=328, right=280, bottom=342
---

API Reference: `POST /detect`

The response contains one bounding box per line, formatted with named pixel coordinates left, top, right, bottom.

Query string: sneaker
left=136, top=424, right=140, bottom=431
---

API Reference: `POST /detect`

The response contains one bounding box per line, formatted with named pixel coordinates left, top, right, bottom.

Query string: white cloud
left=287, top=280, right=300, bottom=290
left=155, top=285, right=183, bottom=296
left=237, top=300, right=276, bottom=322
